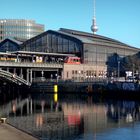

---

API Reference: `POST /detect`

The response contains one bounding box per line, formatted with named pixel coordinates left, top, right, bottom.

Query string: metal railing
left=0, top=61, right=63, bottom=68
left=0, top=69, right=31, bottom=86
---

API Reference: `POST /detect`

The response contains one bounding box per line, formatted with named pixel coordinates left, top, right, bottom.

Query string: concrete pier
left=0, top=124, right=37, bottom=140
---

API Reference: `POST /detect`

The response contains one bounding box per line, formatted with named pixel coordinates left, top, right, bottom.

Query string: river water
left=1, top=92, right=140, bottom=140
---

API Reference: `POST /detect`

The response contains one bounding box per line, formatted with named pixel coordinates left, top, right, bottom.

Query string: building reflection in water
left=1, top=93, right=140, bottom=139
left=107, top=100, right=140, bottom=123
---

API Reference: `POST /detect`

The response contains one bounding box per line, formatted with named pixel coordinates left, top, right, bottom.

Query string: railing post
left=20, top=68, right=23, bottom=78
left=26, top=69, right=29, bottom=83
left=30, top=69, right=33, bottom=83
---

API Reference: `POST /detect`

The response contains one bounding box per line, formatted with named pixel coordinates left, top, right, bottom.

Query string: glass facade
left=83, top=42, right=139, bottom=67
left=22, top=29, right=140, bottom=64
left=22, top=31, right=82, bottom=56
left=0, top=39, right=20, bottom=52
left=0, top=19, right=44, bottom=42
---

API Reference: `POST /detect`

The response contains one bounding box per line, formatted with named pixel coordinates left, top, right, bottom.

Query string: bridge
left=0, top=51, right=69, bottom=86
left=0, top=69, right=31, bottom=86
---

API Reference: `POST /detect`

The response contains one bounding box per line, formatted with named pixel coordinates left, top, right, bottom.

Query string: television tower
left=91, top=0, right=98, bottom=34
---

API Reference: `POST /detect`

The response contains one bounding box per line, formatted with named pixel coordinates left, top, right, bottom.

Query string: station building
left=20, top=28, right=140, bottom=80
left=0, top=28, right=139, bottom=81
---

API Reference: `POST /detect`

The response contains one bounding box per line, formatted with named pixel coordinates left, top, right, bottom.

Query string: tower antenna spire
left=94, top=0, right=96, bottom=18
left=91, top=0, right=98, bottom=34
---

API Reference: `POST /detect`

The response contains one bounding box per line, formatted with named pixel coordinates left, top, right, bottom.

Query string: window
left=72, top=70, right=74, bottom=74
left=67, top=71, right=69, bottom=78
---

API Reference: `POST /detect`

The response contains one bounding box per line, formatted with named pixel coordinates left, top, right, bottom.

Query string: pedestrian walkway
left=0, top=124, right=38, bottom=140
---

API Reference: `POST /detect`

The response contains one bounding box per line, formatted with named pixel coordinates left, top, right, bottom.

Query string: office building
left=0, top=19, right=44, bottom=42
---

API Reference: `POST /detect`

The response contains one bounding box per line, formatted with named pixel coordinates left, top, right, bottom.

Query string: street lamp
left=78, top=71, right=81, bottom=82
left=133, top=64, right=135, bottom=78
left=55, top=73, right=58, bottom=83
left=41, top=71, right=44, bottom=77
left=118, top=61, right=120, bottom=79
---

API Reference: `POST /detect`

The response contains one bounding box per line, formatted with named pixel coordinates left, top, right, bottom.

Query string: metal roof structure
left=58, top=28, right=135, bottom=47
left=21, top=28, right=140, bottom=52
left=0, top=38, right=22, bottom=46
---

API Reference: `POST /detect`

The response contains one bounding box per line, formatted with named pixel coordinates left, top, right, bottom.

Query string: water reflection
left=107, top=100, right=140, bottom=123
left=1, top=93, right=140, bottom=140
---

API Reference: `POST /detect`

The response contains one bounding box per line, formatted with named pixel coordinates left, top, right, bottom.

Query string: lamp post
left=41, top=71, right=44, bottom=77
left=78, top=71, right=81, bottom=82
left=55, top=73, right=58, bottom=83
left=133, top=64, right=135, bottom=78
left=118, top=61, right=120, bottom=80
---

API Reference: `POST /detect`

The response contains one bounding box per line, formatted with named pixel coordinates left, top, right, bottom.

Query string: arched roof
left=22, top=28, right=140, bottom=52
left=58, top=28, right=139, bottom=50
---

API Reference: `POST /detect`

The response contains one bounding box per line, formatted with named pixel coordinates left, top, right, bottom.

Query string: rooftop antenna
left=91, top=0, right=98, bottom=34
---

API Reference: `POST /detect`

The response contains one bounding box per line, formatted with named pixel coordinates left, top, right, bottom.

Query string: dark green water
left=1, top=92, right=140, bottom=140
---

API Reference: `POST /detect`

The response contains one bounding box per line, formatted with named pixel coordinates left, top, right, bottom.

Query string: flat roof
left=0, top=52, right=16, bottom=56
left=11, top=51, right=75, bottom=57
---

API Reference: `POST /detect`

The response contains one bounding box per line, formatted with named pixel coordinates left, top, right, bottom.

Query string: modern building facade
left=20, top=28, right=140, bottom=80
left=0, top=19, right=44, bottom=42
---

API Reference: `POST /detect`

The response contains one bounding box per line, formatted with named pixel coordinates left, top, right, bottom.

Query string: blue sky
left=0, top=0, right=140, bottom=48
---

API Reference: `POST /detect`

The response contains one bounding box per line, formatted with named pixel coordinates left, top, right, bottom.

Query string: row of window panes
left=71, top=71, right=107, bottom=79
left=72, top=70, right=96, bottom=75
left=84, top=46, right=125, bottom=55
left=1, top=30, right=40, bottom=34
left=0, top=26, right=42, bottom=30
left=2, top=32, right=35, bottom=35
left=44, top=34, right=81, bottom=53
